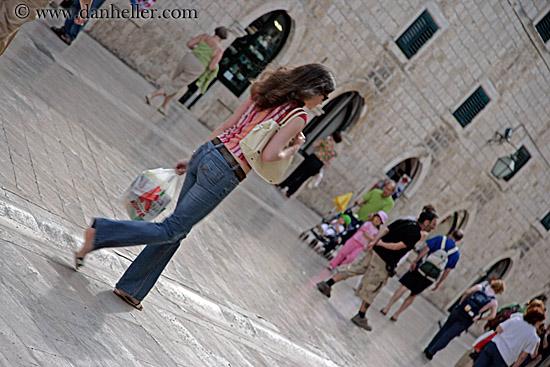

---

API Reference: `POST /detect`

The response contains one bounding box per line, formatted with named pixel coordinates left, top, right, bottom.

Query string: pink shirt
left=217, top=101, right=305, bottom=164
left=349, top=221, right=379, bottom=247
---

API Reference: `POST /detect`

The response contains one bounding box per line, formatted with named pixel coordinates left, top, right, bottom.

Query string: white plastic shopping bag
left=121, top=168, right=178, bottom=221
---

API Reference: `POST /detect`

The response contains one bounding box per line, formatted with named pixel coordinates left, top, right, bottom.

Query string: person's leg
left=285, top=155, right=323, bottom=196
left=329, top=239, right=359, bottom=269
left=391, top=294, right=416, bottom=320
left=161, top=53, right=204, bottom=109
left=78, top=142, right=240, bottom=300
left=351, top=252, right=388, bottom=330
left=1, top=0, right=39, bottom=55
left=150, top=88, right=166, bottom=98
left=61, top=0, right=80, bottom=40
left=317, top=251, right=372, bottom=297
left=427, top=311, right=472, bottom=356
left=337, top=245, right=365, bottom=267
left=426, top=311, right=457, bottom=355
left=381, top=285, right=408, bottom=315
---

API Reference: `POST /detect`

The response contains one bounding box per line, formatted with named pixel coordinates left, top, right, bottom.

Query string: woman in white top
left=473, top=308, right=545, bottom=367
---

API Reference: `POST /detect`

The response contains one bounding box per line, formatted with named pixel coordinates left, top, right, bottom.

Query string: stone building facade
left=86, top=0, right=550, bottom=312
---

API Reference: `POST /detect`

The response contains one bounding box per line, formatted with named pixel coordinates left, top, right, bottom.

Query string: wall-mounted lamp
left=491, top=156, right=515, bottom=179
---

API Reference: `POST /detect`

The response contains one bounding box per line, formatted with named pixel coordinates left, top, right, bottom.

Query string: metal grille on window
left=535, top=11, right=550, bottom=43
left=541, top=211, right=550, bottom=231
left=452, top=87, right=490, bottom=128
left=396, top=10, right=438, bottom=59
left=503, top=145, right=531, bottom=181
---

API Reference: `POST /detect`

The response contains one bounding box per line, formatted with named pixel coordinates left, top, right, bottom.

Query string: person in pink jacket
left=329, top=210, right=388, bottom=269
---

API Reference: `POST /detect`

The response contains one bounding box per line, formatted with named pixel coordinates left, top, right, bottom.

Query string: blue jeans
left=93, top=141, right=242, bottom=301
left=62, top=0, right=106, bottom=41
left=473, top=341, right=508, bottom=367
left=426, top=307, right=473, bottom=355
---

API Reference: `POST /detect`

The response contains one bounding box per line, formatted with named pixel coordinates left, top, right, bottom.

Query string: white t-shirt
left=492, top=316, right=540, bottom=366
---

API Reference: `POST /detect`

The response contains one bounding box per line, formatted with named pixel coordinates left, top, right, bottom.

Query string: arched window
left=385, top=158, right=421, bottom=199
left=219, top=11, right=291, bottom=96
left=301, top=91, right=363, bottom=154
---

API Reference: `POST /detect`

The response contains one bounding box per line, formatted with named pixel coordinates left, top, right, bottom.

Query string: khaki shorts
left=0, top=0, right=51, bottom=55
left=337, top=250, right=389, bottom=304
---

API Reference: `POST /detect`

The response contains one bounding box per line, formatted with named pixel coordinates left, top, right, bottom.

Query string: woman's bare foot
left=76, top=227, right=95, bottom=259
left=114, top=288, right=143, bottom=310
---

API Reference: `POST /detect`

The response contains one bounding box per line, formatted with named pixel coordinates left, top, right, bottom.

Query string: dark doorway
left=300, top=91, right=363, bottom=155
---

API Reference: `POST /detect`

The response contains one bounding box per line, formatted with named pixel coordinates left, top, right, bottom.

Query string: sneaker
left=423, top=348, right=434, bottom=360
left=316, top=281, right=331, bottom=298
left=351, top=313, right=372, bottom=331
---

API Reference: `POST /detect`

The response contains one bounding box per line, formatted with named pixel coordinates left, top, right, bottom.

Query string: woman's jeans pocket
left=197, top=155, right=226, bottom=189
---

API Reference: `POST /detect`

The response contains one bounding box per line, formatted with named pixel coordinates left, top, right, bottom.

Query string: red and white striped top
left=217, top=101, right=306, bottom=164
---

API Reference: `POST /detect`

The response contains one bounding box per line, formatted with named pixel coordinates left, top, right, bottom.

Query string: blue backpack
left=460, top=285, right=495, bottom=318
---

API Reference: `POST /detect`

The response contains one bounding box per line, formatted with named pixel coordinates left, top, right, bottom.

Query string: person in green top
left=354, top=181, right=396, bottom=222
left=146, top=26, right=228, bottom=115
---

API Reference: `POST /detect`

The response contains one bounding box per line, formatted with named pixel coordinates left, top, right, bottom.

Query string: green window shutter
left=452, top=87, right=490, bottom=127
left=503, top=145, right=531, bottom=181
left=535, top=12, right=550, bottom=43
left=396, top=10, right=438, bottom=59
left=541, top=211, right=550, bottom=231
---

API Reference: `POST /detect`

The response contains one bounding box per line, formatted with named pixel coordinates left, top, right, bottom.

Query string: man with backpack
left=424, top=279, right=506, bottom=360
left=381, top=229, right=463, bottom=321
left=316, top=209, right=438, bottom=331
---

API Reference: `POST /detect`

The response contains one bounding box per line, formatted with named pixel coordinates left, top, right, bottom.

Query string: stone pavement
left=0, top=18, right=474, bottom=366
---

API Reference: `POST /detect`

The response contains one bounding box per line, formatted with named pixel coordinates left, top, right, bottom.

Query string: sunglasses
left=322, top=92, right=329, bottom=102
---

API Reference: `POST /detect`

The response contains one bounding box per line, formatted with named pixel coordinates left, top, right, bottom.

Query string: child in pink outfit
left=329, top=210, right=388, bottom=269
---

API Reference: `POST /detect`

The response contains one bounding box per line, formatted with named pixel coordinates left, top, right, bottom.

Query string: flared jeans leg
left=92, top=141, right=240, bottom=301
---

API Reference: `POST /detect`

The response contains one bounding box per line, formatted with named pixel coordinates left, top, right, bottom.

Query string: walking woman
left=146, top=26, right=228, bottom=115
left=76, top=63, right=336, bottom=310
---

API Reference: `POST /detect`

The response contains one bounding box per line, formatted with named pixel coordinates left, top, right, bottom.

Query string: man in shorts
left=380, top=229, right=463, bottom=321
left=316, top=209, right=438, bottom=331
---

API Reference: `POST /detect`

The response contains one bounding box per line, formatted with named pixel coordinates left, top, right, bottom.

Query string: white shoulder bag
left=239, top=107, right=307, bottom=184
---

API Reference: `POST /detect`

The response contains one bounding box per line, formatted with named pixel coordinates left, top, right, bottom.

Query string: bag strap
left=277, top=107, right=307, bottom=128
left=440, top=236, right=447, bottom=250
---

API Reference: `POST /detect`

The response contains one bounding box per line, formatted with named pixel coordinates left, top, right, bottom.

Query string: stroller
left=299, top=207, right=363, bottom=259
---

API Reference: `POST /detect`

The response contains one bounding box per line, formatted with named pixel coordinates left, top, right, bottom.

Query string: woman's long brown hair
left=250, top=63, right=335, bottom=110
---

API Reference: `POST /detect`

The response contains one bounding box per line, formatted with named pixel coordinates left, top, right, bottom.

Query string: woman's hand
left=174, top=158, right=190, bottom=175
left=292, top=132, right=306, bottom=148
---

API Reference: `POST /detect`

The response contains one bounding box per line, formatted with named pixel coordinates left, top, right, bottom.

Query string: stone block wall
left=86, top=0, right=550, bottom=311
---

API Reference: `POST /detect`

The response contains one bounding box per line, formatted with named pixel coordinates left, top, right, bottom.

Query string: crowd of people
left=311, top=182, right=547, bottom=366
left=2, top=8, right=548, bottom=365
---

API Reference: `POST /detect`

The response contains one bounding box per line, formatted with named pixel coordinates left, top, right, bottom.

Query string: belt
left=211, top=138, right=246, bottom=182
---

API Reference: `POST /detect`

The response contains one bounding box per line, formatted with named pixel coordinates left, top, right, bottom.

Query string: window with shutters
left=541, top=211, right=550, bottom=231
left=452, top=87, right=490, bottom=128
left=503, top=145, right=531, bottom=182
left=535, top=11, right=550, bottom=43
left=396, top=10, right=439, bottom=59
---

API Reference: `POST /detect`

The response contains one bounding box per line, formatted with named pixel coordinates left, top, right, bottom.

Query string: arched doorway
left=180, top=10, right=292, bottom=106
left=300, top=91, right=363, bottom=154
left=427, top=210, right=469, bottom=240
left=447, top=258, right=512, bottom=312
left=385, top=157, right=421, bottom=199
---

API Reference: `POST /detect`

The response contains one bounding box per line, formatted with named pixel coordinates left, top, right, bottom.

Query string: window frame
left=502, top=145, right=531, bottom=182
left=387, top=2, right=449, bottom=66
